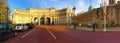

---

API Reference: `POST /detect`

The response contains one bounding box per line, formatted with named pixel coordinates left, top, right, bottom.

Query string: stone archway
left=46, top=17, right=51, bottom=25
left=34, top=17, right=39, bottom=25
left=40, top=17, right=45, bottom=25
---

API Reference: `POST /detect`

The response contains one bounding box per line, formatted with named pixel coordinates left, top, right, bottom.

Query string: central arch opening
left=40, top=17, right=45, bottom=25
left=46, top=17, right=51, bottom=25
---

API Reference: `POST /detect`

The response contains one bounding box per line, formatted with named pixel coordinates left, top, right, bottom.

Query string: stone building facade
left=74, top=1, right=120, bottom=28
left=12, top=7, right=75, bottom=25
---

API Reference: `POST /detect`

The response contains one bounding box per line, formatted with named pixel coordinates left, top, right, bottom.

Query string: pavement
left=70, top=25, right=120, bottom=32
left=2, top=25, right=120, bottom=43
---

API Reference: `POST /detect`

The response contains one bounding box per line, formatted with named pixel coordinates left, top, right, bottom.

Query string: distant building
left=74, top=1, right=120, bottom=28
left=12, top=7, right=75, bottom=25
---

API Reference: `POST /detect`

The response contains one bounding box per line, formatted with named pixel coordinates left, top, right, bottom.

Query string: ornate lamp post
left=72, top=6, right=76, bottom=14
left=102, top=0, right=107, bottom=31
left=72, top=6, right=77, bottom=29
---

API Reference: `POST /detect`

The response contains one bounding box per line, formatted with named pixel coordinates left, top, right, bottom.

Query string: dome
left=88, top=5, right=94, bottom=11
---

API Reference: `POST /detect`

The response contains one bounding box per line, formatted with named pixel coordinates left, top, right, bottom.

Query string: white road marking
left=47, top=28, right=56, bottom=39
left=21, top=31, right=32, bottom=39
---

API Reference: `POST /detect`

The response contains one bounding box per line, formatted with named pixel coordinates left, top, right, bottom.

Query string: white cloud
left=75, top=0, right=102, bottom=14
left=74, top=0, right=85, bottom=14
left=76, top=0, right=84, bottom=7
left=78, top=1, right=84, bottom=6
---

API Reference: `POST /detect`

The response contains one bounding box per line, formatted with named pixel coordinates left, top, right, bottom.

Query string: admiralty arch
left=12, top=7, right=75, bottom=25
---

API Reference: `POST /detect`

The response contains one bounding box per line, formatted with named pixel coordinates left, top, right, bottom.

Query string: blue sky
left=8, top=0, right=102, bottom=17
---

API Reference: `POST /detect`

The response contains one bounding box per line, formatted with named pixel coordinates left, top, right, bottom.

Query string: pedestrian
left=93, top=23, right=96, bottom=32
left=73, top=22, right=77, bottom=30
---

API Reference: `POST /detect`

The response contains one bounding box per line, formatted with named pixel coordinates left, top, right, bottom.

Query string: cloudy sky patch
left=8, top=0, right=105, bottom=18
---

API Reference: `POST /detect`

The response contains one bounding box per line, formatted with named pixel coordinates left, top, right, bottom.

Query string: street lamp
left=72, top=6, right=76, bottom=21
left=72, top=6, right=76, bottom=15
left=72, top=6, right=77, bottom=29
left=101, top=0, right=107, bottom=31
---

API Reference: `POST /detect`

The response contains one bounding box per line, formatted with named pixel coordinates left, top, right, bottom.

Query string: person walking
left=93, top=23, right=96, bottom=32
left=73, top=22, right=77, bottom=30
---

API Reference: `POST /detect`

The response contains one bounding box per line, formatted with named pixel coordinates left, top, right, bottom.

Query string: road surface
left=2, top=25, right=120, bottom=43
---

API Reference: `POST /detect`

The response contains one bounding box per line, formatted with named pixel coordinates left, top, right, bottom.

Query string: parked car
left=13, top=24, right=29, bottom=31
left=26, top=23, right=34, bottom=29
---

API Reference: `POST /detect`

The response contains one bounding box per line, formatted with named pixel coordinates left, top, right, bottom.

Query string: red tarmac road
left=2, top=25, right=120, bottom=43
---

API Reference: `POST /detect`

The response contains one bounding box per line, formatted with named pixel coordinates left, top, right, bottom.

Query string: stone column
left=44, top=17, right=46, bottom=25
left=66, top=14, right=69, bottom=26
left=56, top=17, right=58, bottom=25
left=39, top=18, right=40, bottom=25
left=50, top=17, right=53, bottom=25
